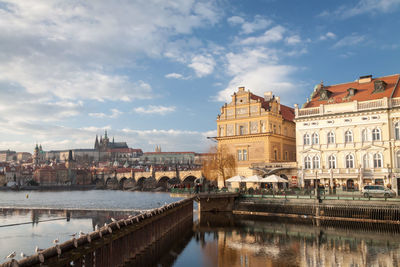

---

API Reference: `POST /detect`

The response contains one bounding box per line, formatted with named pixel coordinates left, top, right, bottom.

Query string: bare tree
left=202, top=145, right=236, bottom=187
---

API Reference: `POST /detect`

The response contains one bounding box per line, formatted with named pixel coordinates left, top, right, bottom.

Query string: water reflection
left=0, top=208, right=140, bottom=263
left=175, top=213, right=400, bottom=267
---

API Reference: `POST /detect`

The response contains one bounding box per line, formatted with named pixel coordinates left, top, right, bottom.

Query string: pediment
left=360, top=144, right=386, bottom=150
left=301, top=147, right=322, bottom=153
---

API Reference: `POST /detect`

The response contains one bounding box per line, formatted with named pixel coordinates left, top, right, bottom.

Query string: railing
left=296, top=97, right=400, bottom=118
left=298, top=107, right=319, bottom=117
left=358, top=98, right=385, bottom=110
left=1, top=198, right=194, bottom=267
left=239, top=188, right=400, bottom=202
left=392, top=97, right=400, bottom=107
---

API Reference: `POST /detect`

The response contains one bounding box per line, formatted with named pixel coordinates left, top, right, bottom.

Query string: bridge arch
left=156, top=176, right=170, bottom=190
left=182, top=175, right=197, bottom=186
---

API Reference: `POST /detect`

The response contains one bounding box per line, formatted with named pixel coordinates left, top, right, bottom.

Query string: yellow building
left=295, top=74, right=400, bottom=194
left=215, top=87, right=296, bottom=185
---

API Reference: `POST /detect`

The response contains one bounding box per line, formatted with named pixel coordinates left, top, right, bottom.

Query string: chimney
left=264, top=91, right=273, bottom=101
left=275, top=96, right=281, bottom=112
left=358, top=75, right=372, bottom=84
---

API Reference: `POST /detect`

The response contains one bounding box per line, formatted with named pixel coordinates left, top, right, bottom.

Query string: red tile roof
left=247, top=92, right=294, bottom=121
left=305, top=74, right=400, bottom=108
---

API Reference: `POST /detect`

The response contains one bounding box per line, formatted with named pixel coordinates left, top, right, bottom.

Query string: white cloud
left=285, top=35, right=301, bottom=45
left=241, top=16, right=272, bottom=34
left=227, top=16, right=245, bottom=25
left=165, top=73, right=190, bottom=80
left=319, top=32, right=337, bottom=40
left=188, top=54, right=216, bottom=77
left=240, top=25, right=286, bottom=45
left=0, top=0, right=222, bottom=102
left=90, top=108, right=123, bottom=118
left=319, top=0, right=400, bottom=19
left=228, top=15, right=271, bottom=34
left=217, top=65, right=297, bottom=102
left=134, top=105, right=176, bottom=115
left=333, top=34, right=365, bottom=48
left=216, top=46, right=298, bottom=102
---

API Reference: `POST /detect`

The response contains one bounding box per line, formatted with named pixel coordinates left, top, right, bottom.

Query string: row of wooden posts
left=2, top=197, right=194, bottom=267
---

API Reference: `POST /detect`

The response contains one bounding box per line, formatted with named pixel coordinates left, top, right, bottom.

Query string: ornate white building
left=295, top=74, right=400, bottom=194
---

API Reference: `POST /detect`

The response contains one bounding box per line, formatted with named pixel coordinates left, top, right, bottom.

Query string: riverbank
left=0, top=184, right=96, bottom=191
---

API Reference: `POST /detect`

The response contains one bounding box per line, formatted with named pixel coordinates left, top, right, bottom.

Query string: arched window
left=304, top=156, right=311, bottom=169
left=345, top=130, right=353, bottom=143
left=397, top=151, right=400, bottom=168
left=327, top=132, right=335, bottom=144
left=303, top=134, right=310, bottom=145
left=363, top=154, right=370, bottom=168
left=362, top=129, right=368, bottom=142
left=345, top=154, right=354, bottom=169
left=372, top=128, right=381, bottom=141
left=373, top=153, right=383, bottom=168
left=395, top=122, right=400, bottom=140
left=313, top=155, right=320, bottom=169
left=311, top=133, right=319, bottom=145
left=328, top=155, right=336, bottom=169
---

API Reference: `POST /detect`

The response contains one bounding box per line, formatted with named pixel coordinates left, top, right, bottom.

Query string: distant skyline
left=0, top=0, right=399, bottom=153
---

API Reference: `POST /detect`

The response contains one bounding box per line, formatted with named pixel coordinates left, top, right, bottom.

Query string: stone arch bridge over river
left=93, top=169, right=203, bottom=190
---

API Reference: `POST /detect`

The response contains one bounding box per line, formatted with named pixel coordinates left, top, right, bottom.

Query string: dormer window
left=347, top=87, right=357, bottom=97
left=319, top=88, right=332, bottom=100
left=373, top=80, right=387, bottom=93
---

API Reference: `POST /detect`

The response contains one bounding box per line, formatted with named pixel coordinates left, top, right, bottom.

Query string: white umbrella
left=225, top=175, right=245, bottom=182
left=260, top=174, right=288, bottom=183
left=242, top=175, right=263, bottom=183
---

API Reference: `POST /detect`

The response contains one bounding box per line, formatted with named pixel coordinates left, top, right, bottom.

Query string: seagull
left=111, top=218, right=117, bottom=223
left=5, top=251, right=16, bottom=259
left=95, top=224, right=100, bottom=231
left=69, top=233, right=77, bottom=238
left=79, top=231, right=85, bottom=237
left=35, top=246, right=44, bottom=253
left=53, top=238, right=59, bottom=244
left=20, top=252, right=27, bottom=258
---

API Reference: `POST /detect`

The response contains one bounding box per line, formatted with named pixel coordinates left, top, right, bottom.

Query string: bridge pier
left=195, top=193, right=239, bottom=212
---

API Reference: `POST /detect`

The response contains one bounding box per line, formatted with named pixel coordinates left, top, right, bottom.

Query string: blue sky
left=0, top=0, right=399, bottom=153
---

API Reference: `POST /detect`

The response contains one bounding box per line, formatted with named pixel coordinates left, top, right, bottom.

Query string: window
left=373, top=153, right=383, bottom=168
left=327, top=132, right=335, bottom=144
left=303, top=134, right=310, bottom=145
left=239, top=126, right=245, bottom=135
left=312, top=133, right=319, bottom=145
left=273, top=125, right=276, bottom=134
left=395, top=122, right=400, bottom=140
left=345, top=130, right=353, bottom=143
left=363, top=154, right=370, bottom=168
left=396, top=151, right=400, bottom=168
left=238, top=149, right=247, bottom=161
left=362, top=129, right=368, bottom=142
left=285, top=151, right=288, bottom=161
left=304, top=156, right=311, bottom=169
left=328, top=155, right=336, bottom=169
left=372, top=128, right=381, bottom=141
left=313, top=155, right=320, bottom=169
left=345, top=154, right=354, bottom=168
left=274, top=150, right=278, bottom=160
left=237, top=150, right=242, bottom=161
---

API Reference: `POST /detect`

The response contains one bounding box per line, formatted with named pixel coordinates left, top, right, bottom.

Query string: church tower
left=94, top=135, right=99, bottom=150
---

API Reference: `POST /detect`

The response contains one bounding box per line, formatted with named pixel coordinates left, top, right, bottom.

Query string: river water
left=1, top=190, right=400, bottom=266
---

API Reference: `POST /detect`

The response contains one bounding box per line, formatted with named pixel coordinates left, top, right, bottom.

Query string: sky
left=0, top=0, right=399, bottom=153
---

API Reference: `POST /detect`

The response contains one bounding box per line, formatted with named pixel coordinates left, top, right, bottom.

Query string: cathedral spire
left=104, top=130, right=108, bottom=139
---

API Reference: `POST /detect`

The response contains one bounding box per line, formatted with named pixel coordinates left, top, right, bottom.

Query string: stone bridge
left=95, top=170, right=203, bottom=189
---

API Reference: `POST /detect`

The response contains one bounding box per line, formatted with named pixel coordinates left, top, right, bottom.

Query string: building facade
left=216, top=86, right=296, bottom=179
left=295, top=74, right=400, bottom=194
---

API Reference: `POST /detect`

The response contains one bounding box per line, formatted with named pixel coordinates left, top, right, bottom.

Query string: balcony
left=295, top=97, right=400, bottom=118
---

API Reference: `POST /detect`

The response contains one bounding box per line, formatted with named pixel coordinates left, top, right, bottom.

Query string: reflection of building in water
left=198, top=214, right=400, bottom=267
